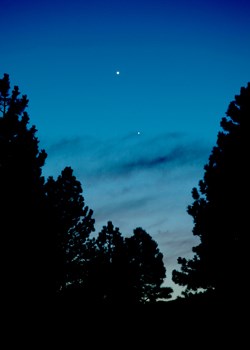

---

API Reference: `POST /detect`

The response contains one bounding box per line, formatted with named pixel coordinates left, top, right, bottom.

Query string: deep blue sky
left=1, top=0, right=250, bottom=298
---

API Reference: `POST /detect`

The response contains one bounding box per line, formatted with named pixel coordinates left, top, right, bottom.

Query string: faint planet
left=116, top=71, right=120, bottom=75
left=137, top=131, right=141, bottom=135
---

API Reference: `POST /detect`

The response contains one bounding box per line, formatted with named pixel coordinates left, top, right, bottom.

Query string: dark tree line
left=0, top=73, right=172, bottom=304
left=173, top=82, right=249, bottom=303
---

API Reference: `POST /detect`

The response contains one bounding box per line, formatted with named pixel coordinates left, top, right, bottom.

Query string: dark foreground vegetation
left=1, top=73, right=248, bottom=314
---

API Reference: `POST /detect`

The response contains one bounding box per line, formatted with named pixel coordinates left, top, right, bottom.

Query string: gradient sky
left=1, top=0, right=250, bottom=298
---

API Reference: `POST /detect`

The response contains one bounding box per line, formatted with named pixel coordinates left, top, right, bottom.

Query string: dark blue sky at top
left=1, top=0, right=250, bottom=298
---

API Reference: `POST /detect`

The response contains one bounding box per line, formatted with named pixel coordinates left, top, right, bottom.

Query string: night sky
left=1, top=0, right=250, bottom=298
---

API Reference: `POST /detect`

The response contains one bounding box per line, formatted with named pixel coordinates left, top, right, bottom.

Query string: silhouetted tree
left=0, top=73, right=48, bottom=297
left=44, top=166, right=95, bottom=294
left=77, top=221, right=127, bottom=303
left=126, top=227, right=172, bottom=303
left=172, top=82, right=249, bottom=301
left=0, top=73, right=94, bottom=299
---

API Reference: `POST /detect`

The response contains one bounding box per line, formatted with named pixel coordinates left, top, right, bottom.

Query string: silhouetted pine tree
left=0, top=74, right=94, bottom=300
left=0, top=73, right=48, bottom=298
left=126, top=227, right=172, bottom=303
left=44, top=166, right=95, bottom=294
left=172, top=82, right=249, bottom=302
left=79, top=221, right=127, bottom=303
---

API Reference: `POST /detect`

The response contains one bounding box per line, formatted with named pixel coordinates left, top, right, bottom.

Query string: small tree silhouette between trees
left=125, top=227, right=172, bottom=303
left=172, top=82, right=249, bottom=302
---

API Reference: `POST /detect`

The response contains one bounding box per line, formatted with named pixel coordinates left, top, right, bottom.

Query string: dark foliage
left=0, top=73, right=48, bottom=298
left=172, top=82, right=249, bottom=302
left=62, top=222, right=172, bottom=304
left=44, top=166, right=95, bottom=293
left=125, top=227, right=172, bottom=303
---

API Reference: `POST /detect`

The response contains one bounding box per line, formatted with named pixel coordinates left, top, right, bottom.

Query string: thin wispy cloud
left=119, top=144, right=202, bottom=173
left=45, top=132, right=206, bottom=172
left=46, top=136, right=83, bottom=156
left=93, top=194, right=154, bottom=227
left=94, top=142, right=209, bottom=180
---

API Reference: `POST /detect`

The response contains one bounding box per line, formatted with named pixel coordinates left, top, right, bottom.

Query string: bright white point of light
left=116, top=71, right=120, bottom=75
left=137, top=131, right=141, bottom=135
